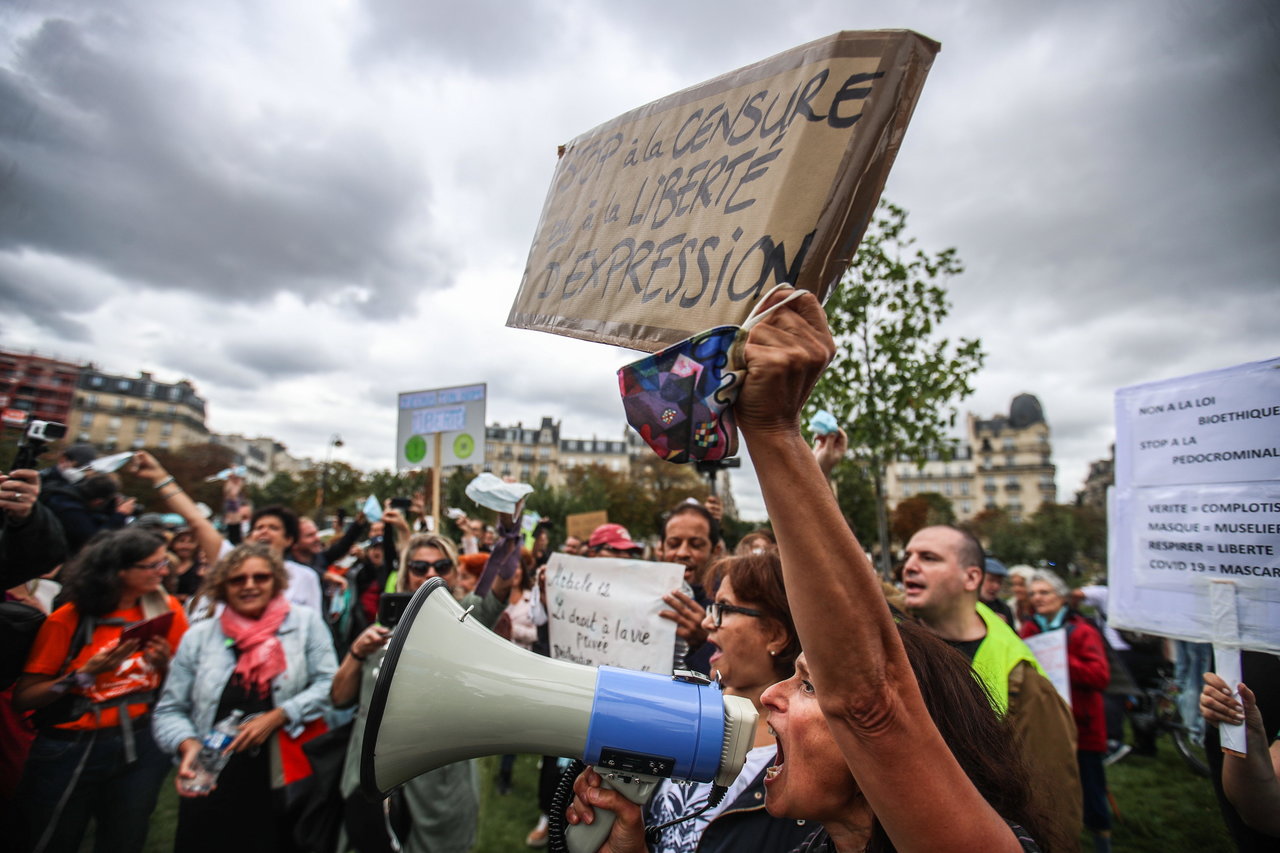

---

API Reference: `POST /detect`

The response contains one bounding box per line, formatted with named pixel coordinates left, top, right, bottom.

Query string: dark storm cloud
left=0, top=268, right=93, bottom=341
left=155, top=331, right=344, bottom=392
left=157, top=344, right=259, bottom=392
left=0, top=10, right=452, bottom=328
left=351, top=0, right=567, bottom=74
left=224, top=339, right=344, bottom=379
left=897, top=1, right=1280, bottom=317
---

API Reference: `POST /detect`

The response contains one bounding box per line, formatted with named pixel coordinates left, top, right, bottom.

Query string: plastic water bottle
left=183, top=710, right=243, bottom=794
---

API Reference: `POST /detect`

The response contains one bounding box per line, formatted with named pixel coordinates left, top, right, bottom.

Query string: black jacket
left=0, top=500, right=69, bottom=588
left=693, top=765, right=813, bottom=853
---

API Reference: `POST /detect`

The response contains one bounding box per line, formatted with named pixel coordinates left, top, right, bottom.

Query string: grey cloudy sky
left=2, top=0, right=1277, bottom=520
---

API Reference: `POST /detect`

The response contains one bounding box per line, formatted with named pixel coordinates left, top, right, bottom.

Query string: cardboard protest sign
left=1109, top=357, right=1280, bottom=652
left=545, top=553, right=683, bottom=673
left=566, top=510, right=609, bottom=542
left=508, top=30, right=940, bottom=351
left=1023, top=629, right=1071, bottom=710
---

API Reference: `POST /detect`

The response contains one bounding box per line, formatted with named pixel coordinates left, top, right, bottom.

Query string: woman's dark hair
left=706, top=553, right=799, bottom=679
left=863, top=620, right=1057, bottom=853
left=58, top=528, right=167, bottom=617
left=77, top=472, right=121, bottom=501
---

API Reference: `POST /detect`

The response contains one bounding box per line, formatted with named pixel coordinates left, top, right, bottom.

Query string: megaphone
left=361, top=578, right=757, bottom=853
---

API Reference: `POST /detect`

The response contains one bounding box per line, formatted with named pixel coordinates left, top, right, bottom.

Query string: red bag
left=274, top=717, right=328, bottom=786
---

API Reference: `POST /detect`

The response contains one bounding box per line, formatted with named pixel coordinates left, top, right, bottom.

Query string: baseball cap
left=984, top=558, right=1009, bottom=577
left=589, top=523, right=640, bottom=552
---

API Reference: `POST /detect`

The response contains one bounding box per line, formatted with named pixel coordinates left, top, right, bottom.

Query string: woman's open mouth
left=764, top=733, right=784, bottom=782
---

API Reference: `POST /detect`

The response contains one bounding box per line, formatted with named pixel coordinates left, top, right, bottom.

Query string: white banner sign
left=545, top=553, right=683, bottom=673
left=1110, top=357, right=1280, bottom=651
left=1023, top=629, right=1071, bottom=710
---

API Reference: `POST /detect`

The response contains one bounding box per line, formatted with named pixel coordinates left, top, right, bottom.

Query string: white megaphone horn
left=361, top=578, right=757, bottom=853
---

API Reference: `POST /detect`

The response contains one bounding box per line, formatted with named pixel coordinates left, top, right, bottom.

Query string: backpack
left=0, top=600, right=47, bottom=690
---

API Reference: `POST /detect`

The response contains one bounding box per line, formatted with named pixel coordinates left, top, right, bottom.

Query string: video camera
left=10, top=419, right=68, bottom=471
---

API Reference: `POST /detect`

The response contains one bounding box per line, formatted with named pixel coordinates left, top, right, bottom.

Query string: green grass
left=128, top=754, right=546, bottom=852
left=115, top=744, right=1232, bottom=852
left=474, top=755, right=547, bottom=852
left=1086, top=743, right=1231, bottom=852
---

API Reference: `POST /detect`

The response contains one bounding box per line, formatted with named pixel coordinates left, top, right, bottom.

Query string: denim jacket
left=152, top=604, right=337, bottom=753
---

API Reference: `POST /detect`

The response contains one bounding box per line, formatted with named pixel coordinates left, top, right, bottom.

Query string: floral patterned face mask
left=617, top=284, right=805, bottom=464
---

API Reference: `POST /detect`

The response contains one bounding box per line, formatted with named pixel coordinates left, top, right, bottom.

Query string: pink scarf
left=220, top=595, right=290, bottom=698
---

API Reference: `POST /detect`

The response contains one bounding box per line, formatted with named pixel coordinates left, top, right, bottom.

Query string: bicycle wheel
left=1171, top=725, right=1211, bottom=778
left=1154, top=681, right=1211, bottom=778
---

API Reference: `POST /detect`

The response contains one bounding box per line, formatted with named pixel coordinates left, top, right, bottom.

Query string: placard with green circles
left=395, top=383, right=486, bottom=471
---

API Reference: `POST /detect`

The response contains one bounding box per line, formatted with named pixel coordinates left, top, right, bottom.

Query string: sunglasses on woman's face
left=226, top=572, right=274, bottom=588
left=407, top=558, right=453, bottom=577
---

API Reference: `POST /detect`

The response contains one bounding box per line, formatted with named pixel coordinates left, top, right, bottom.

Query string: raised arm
left=736, top=290, right=1018, bottom=852
left=130, top=452, right=224, bottom=567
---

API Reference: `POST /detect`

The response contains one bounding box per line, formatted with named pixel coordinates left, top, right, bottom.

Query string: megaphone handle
left=564, top=769, right=659, bottom=853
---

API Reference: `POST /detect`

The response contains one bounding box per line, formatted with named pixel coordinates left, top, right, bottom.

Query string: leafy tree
left=292, top=461, right=365, bottom=520
left=629, top=455, right=709, bottom=538
left=829, top=459, right=879, bottom=542
left=809, top=200, right=984, bottom=578
left=719, top=514, right=765, bottom=549
left=251, top=472, right=305, bottom=514
left=968, top=502, right=1110, bottom=577
left=1071, top=503, right=1108, bottom=575
left=129, top=442, right=235, bottom=514
left=890, top=492, right=955, bottom=545
left=968, top=507, right=1035, bottom=567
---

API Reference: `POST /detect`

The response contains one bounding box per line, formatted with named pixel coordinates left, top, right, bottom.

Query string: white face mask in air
left=62, top=466, right=86, bottom=485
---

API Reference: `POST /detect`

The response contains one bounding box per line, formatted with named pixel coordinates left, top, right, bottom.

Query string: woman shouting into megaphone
left=571, top=550, right=813, bottom=853
left=567, top=288, right=1058, bottom=853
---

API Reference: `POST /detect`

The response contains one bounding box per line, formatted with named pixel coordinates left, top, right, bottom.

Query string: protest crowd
left=1, top=293, right=1277, bottom=853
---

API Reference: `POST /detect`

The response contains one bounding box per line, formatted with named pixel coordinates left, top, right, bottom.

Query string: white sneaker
left=526, top=814, right=549, bottom=848
left=1103, top=743, right=1132, bottom=767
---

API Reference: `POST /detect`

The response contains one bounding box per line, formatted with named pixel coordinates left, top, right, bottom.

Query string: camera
left=377, top=593, right=413, bottom=628
left=11, top=419, right=68, bottom=471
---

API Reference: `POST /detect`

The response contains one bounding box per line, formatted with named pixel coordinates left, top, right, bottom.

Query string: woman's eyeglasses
left=706, top=600, right=765, bottom=627
left=128, top=558, right=171, bottom=572
left=407, top=558, right=453, bottom=577
left=226, top=572, right=274, bottom=588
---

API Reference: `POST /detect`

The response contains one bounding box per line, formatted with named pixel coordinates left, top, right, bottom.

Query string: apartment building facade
left=69, top=368, right=209, bottom=452
left=0, top=349, right=81, bottom=428
left=884, top=393, right=1057, bottom=523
